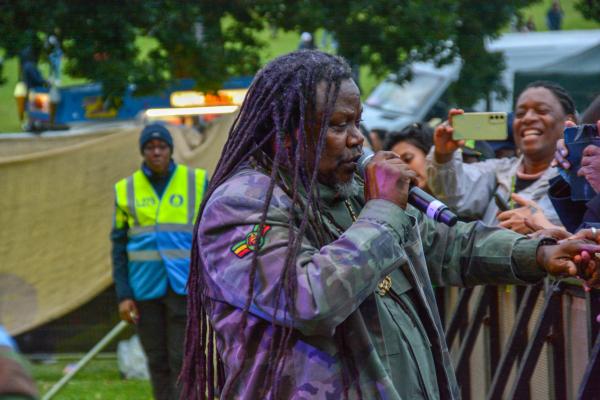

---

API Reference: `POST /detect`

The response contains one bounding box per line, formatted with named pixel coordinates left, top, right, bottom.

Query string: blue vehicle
left=26, top=76, right=252, bottom=126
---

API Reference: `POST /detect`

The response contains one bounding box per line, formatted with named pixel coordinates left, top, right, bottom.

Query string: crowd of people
left=115, top=51, right=598, bottom=399
left=175, top=50, right=600, bottom=399
left=4, top=44, right=600, bottom=399
left=363, top=80, right=600, bottom=241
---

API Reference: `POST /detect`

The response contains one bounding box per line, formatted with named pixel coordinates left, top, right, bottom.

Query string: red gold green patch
left=231, top=224, right=271, bottom=258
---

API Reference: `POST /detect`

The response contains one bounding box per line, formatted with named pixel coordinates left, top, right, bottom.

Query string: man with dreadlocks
left=182, top=50, right=600, bottom=400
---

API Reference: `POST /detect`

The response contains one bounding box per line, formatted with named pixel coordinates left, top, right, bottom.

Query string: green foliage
left=446, top=0, right=540, bottom=107
left=0, top=0, right=596, bottom=117
left=255, top=0, right=458, bottom=77
left=255, top=0, right=540, bottom=107
left=0, top=1, right=265, bottom=101
left=576, top=0, right=600, bottom=22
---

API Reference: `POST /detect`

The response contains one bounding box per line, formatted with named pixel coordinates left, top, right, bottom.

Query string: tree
left=0, top=1, right=265, bottom=101
left=446, top=1, right=538, bottom=108
left=576, top=0, right=600, bottom=24
left=0, top=1, right=539, bottom=108
left=255, top=0, right=457, bottom=81
left=256, top=0, right=539, bottom=107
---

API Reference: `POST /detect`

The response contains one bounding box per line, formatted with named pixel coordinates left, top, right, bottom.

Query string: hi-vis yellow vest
left=114, top=165, right=206, bottom=300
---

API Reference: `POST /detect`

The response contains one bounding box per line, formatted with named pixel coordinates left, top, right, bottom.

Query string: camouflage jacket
left=197, top=166, right=546, bottom=399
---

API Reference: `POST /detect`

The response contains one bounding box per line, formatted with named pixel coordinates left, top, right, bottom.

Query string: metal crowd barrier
left=440, top=280, right=600, bottom=400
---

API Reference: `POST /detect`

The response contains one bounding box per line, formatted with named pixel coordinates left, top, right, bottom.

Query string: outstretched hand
left=537, top=240, right=600, bottom=289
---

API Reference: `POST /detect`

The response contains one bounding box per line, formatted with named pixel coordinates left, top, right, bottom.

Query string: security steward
left=111, top=123, right=208, bottom=400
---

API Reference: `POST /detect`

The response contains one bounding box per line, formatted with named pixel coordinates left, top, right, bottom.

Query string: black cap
left=139, top=123, right=173, bottom=153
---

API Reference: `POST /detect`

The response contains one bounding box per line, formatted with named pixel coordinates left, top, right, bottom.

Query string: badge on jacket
left=231, top=224, right=272, bottom=258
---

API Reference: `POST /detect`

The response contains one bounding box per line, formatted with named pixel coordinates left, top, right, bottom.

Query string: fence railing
left=443, top=280, right=600, bottom=400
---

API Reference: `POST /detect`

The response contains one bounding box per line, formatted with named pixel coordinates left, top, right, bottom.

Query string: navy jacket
left=548, top=176, right=600, bottom=233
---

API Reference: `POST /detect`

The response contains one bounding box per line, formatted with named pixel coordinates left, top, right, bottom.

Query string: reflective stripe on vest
left=115, top=165, right=207, bottom=300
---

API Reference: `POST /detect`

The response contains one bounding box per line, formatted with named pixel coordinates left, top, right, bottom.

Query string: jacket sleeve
left=426, top=149, right=503, bottom=220
left=111, top=196, right=134, bottom=302
left=198, top=183, right=415, bottom=337
left=416, top=210, right=546, bottom=287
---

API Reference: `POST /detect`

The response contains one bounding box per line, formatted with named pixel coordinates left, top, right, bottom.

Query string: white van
left=362, top=29, right=600, bottom=132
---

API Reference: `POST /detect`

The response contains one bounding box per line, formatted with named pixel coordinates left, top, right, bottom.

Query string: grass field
left=32, top=355, right=152, bottom=400
left=519, top=0, right=600, bottom=31
left=1, top=0, right=598, bottom=133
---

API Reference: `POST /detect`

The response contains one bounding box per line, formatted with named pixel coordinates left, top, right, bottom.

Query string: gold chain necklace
left=344, top=200, right=392, bottom=296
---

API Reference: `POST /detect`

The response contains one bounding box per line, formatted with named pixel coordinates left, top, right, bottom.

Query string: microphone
left=358, top=148, right=458, bottom=226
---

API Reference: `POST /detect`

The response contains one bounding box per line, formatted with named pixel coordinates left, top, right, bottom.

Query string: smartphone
left=452, top=112, right=508, bottom=141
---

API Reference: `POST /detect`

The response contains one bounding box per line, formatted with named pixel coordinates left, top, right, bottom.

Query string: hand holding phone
left=433, top=108, right=465, bottom=164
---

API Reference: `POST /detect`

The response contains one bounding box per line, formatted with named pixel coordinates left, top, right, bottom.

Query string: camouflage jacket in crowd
left=197, top=166, right=546, bottom=399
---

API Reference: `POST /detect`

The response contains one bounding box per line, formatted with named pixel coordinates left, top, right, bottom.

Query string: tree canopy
left=0, top=0, right=538, bottom=107
left=576, top=0, right=600, bottom=25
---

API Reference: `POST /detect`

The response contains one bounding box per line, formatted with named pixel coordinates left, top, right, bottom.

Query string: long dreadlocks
left=181, top=50, right=361, bottom=399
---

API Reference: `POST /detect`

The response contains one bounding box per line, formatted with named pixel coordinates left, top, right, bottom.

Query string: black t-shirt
left=514, top=177, right=536, bottom=193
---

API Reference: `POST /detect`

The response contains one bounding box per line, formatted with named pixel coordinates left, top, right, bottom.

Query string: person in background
left=0, top=326, right=38, bottom=400
left=383, top=123, right=494, bottom=199
left=19, top=47, right=47, bottom=92
left=369, top=128, right=387, bottom=152
left=46, top=34, right=63, bottom=85
left=547, top=0, right=564, bottom=31
left=111, top=123, right=208, bottom=400
left=384, top=123, right=434, bottom=191
left=525, top=16, right=537, bottom=32
left=426, top=81, right=576, bottom=234
left=550, top=96, right=600, bottom=232
left=298, top=32, right=316, bottom=50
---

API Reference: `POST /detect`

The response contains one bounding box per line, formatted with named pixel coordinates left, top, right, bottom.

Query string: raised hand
left=578, top=144, right=600, bottom=193
left=553, top=120, right=576, bottom=169
left=537, top=241, right=600, bottom=289
left=553, top=120, right=600, bottom=174
left=433, top=108, right=466, bottom=164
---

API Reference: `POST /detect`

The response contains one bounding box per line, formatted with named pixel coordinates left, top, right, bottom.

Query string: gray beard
left=334, top=177, right=356, bottom=200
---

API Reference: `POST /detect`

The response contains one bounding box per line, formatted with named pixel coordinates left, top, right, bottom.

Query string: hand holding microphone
left=359, top=148, right=457, bottom=226
left=362, top=150, right=417, bottom=209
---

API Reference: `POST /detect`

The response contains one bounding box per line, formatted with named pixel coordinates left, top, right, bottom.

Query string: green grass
left=0, top=56, right=21, bottom=132
left=32, top=355, right=152, bottom=400
left=519, top=0, right=600, bottom=31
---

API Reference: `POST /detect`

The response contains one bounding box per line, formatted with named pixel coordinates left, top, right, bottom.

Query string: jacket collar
left=141, top=159, right=176, bottom=180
